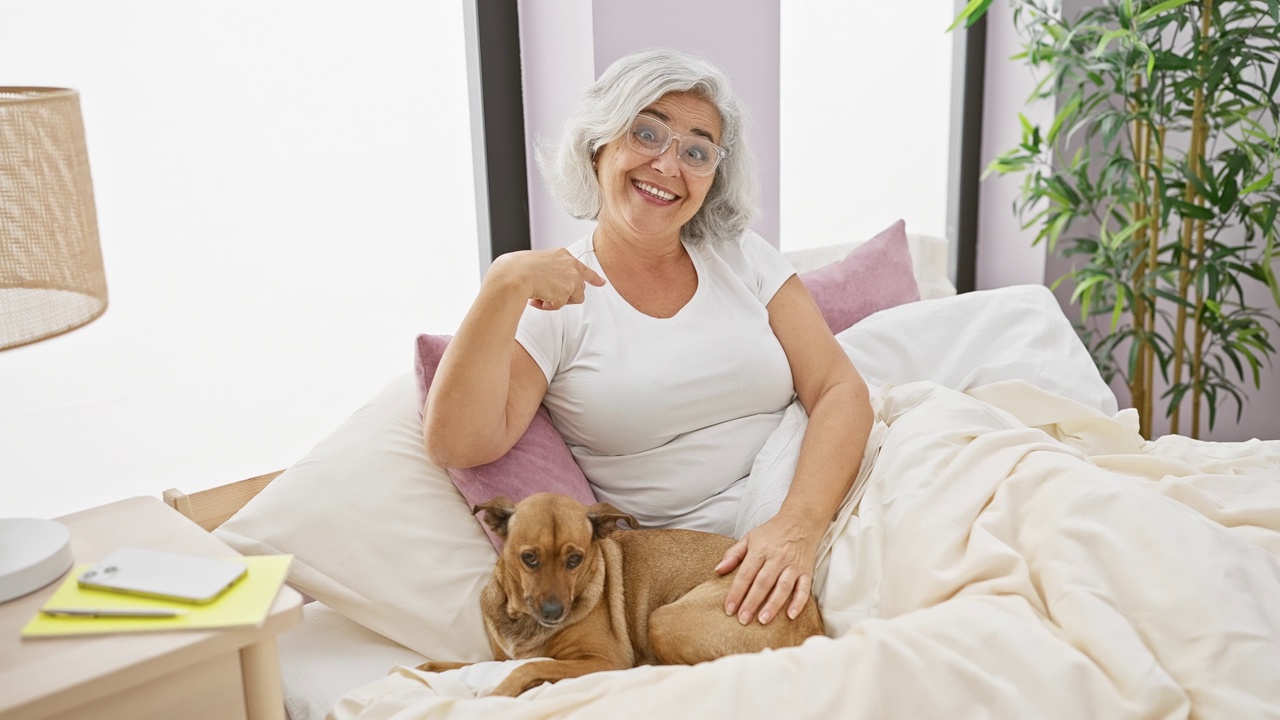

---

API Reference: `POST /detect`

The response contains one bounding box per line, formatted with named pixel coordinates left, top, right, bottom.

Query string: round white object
left=0, top=518, right=74, bottom=603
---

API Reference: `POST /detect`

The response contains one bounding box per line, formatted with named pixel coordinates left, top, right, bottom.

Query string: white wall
left=0, top=1, right=480, bottom=519
left=780, top=2, right=955, bottom=251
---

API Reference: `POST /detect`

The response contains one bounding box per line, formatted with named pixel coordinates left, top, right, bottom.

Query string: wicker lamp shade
left=0, top=87, right=106, bottom=351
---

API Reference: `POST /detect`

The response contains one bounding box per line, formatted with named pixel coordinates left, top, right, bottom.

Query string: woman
left=425, top=48, right=873, bottom=628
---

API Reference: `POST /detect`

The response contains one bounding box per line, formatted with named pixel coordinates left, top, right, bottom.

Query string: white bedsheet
left=280, top=603, right=427, bottom=720
left=327, top=378, right=1280, bottom=719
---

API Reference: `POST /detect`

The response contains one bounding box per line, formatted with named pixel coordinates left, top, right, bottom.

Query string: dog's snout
left=540, top=599, right=565, bottom=622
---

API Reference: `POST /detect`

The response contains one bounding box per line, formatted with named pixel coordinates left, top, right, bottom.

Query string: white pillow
left=838, top=284, right=1117, bottom=414
left=735, top=284, right=1118, bottom=537
left=214, top=373, right=495, bottom=662
left=215, top=285, right=1114, bottom=663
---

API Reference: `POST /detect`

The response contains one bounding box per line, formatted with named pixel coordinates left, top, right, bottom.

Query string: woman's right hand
left=488, top=248, right=607, bottom=311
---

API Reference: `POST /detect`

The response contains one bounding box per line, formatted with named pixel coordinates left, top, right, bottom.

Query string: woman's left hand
left=715, top=509, right=821, bottom=625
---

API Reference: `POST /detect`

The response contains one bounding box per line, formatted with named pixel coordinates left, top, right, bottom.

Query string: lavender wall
left=591, top=0, right=780, bottom=244
left=974, top=0, right=1050, bottom=290
left=519, top=0, right=780, bottom=249
left=517, top=0, right=597, bottom=251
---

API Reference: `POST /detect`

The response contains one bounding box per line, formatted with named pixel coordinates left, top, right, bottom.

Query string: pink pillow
left=413, top=333, right=597, bottom=551
left=799, top=219, right=921, bottom=334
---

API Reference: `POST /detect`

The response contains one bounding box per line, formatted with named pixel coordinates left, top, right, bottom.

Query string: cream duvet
left=330, top=377, right=1280, bottom=720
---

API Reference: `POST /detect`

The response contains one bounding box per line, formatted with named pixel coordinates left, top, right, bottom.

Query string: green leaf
left=1100, top=223, right=1114, bottom=250
left=1152, top=288, right=1196, bottom=309
left=1222, top=343, right=1246, bottom=380
left=1218, top=176, right=1239, bottom=212
left=1047, top=94, right=1082, bottom=146
left=1246, top=347, right=1264, bottom=387
left=1127, top=329, right=1145, bottom=377
left=1153, top=50, right=1196, bottom=72
left=1262, top=239, right=1280, bottom=308
left=948, top=0, right=994, bottom=32
left=1172, top=199, right=1216, bottom=221
left=1099, top=113, right=1126, bottom=149
left=1135, top=0, right=1195, bottom=25
left=1071, top=274, right=1108, bottom=313
left=1206, top=53, right=1232, bottom=95
left=1184, top=171, right=1218, bottom=205
left=1018, top=112, right=1035, bottom=140
left=1047, top=212, right=1072, bottom=251
left=1269, top=54, right=1280, bottom=98
left=1112, top=217, right=1154, bottom=247
left=1241, top=171, right=1275, bottom=195
left=1164, top=383, right=1192, bottom=416
left=1092, top=29, right=1132, bottom=56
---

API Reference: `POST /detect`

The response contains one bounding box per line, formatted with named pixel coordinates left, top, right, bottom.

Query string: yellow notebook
left=21, top=555, right=292, bottom=639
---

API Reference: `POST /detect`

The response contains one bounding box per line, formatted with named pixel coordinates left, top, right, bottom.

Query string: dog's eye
left=566, top=553, right=583, bottom=569
left=521, top=552, right=539, bottom=569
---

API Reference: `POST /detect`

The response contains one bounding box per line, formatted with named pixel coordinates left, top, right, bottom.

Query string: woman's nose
left=649, top=142, right=682, bottom=176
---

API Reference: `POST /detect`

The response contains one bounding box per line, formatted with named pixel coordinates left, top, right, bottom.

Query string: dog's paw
left=491, top=674, right=550, bottom=697
left=414, top=660, right=468, bottom=674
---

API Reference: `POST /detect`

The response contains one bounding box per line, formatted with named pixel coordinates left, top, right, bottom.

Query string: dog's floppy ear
left=586, top=502, right=638, bottom=539
left=474, top=496, right=517, bottom=540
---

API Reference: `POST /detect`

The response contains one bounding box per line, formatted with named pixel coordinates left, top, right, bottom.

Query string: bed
left=163, top=228, right=1280, bottom=720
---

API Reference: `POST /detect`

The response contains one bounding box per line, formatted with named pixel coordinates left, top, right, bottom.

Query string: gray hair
left=538, top=48, right=759, bottom=245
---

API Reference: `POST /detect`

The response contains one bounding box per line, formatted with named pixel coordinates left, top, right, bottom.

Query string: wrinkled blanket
left=330, top=380, right=1280, bottom=720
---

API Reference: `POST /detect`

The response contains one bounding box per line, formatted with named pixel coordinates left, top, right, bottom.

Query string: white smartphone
left=77, top=547, right=248, bottom=604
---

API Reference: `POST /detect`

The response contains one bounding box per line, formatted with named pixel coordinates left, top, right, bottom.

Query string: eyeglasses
left=625, top=114, right=727, bottom=177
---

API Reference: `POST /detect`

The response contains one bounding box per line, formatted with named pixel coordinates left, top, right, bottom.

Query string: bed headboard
left=163, top=470, right=283, bottom=531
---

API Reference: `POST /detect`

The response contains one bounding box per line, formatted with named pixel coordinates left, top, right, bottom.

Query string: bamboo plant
left=953, top=0, right=1280, bottom=438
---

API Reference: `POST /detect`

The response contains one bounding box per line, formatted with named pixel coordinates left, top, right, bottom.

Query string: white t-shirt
left=515, top=229, right=797, bottom=535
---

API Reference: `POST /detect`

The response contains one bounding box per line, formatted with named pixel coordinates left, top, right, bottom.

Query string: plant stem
left=1130, top=76, right=1150, bottom=438
left=1144, top=122, right=1161, bottom=431
left=1188, top=0, right=1214, bottom=440
left=1191, top=209, right=1208, bottom=438
left=1170, top=121, right=1197, bottom=437
left=1171, top=0, right=1214, bottom=437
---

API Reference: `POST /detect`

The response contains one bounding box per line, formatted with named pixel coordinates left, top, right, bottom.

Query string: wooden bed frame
left=162, top=470, right=283, bottom=531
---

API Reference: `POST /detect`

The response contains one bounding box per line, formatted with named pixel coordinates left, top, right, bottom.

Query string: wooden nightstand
left=0, top=496, right=303, bottom=720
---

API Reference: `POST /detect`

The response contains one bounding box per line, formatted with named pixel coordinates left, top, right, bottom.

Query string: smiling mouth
left=633, top=180, right=677, bottom=202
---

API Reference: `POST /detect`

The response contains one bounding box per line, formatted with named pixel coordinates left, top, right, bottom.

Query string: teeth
left=634, top=181, right=675, bottom=201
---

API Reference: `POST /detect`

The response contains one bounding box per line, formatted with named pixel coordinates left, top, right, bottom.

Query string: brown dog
left=416, top=492, right=825, bottom=696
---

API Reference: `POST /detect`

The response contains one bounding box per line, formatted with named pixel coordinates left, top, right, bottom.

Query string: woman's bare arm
left=717, top=274, right=873, bottom=624
left=423, top=249, right=604, bottom=468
